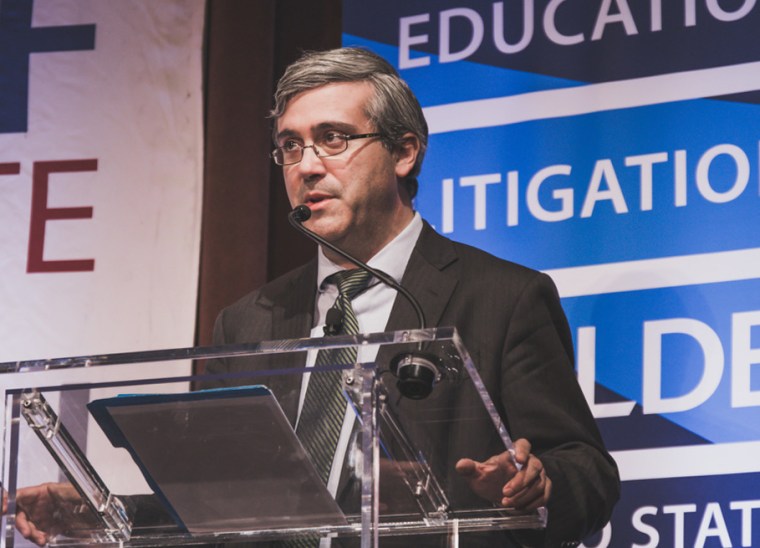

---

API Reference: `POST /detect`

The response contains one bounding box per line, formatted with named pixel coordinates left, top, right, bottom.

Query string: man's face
left=276, top=81, right=416, bottom=263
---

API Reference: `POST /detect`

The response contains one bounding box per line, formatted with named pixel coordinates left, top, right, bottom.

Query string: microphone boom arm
left=288, top=205, right=426, bottom=330
left=289, top=205, right=441, bottom=400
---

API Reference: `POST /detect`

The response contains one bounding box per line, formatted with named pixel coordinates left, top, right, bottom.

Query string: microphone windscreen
left=292, top=205, right=312, bottom=222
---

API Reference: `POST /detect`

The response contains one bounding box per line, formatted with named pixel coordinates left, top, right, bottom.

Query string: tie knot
left=327, top=269, right=372, bottom=301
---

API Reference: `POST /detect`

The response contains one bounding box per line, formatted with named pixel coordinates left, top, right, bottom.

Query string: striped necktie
left=296, top=269, right=373, bottom=484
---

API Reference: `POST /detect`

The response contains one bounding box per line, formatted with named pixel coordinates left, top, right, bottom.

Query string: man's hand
left=2, top=482, right=91, bottom=546
left=455, top=438, right=552, bottom=511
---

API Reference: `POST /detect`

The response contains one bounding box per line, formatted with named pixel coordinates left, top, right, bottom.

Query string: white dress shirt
left=297, top=212, right=423, bottom=510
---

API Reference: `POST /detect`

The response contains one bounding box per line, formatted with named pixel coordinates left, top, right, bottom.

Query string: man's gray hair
left=272, top=47, right=428, bottom=199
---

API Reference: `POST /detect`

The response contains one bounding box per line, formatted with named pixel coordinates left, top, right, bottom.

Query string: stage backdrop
left=0, top=0, right=205, bottom=494
left=344, top=1, right=760, bottom=546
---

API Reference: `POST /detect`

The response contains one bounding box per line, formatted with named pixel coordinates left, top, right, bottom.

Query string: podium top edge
left=0, top=327, right=461, bottom=374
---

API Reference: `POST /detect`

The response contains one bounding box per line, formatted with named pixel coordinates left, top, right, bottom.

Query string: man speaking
left=207, top=47, right=619, bottom=547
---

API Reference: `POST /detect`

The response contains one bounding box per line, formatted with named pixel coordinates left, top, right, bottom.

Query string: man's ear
left=394, top=133, right=421, bottom=178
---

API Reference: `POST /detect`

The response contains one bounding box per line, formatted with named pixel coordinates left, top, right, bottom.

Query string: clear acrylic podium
left=1, top=327, right=546, bottom=547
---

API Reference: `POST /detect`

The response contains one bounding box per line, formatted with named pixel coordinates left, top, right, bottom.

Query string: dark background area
left=197, top=0, right=342, bottom=345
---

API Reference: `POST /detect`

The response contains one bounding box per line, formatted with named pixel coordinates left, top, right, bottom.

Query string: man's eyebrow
left=314, top=121, right=357, bottom=133
left=275, top=129, right=298, bottom=142
left=275, top=121, right=360, bottom=143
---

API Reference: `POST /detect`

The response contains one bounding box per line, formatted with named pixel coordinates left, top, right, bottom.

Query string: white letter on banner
left=507, top=170, right=519, bottom=226
left=674, top=149, right=688, bottom=206
left=732, top=311, right=760, bottom=408
left=685, top=0, right=697, bottom=26
left=663, top=504, right=698, bottom=548
left=650, top=0, right=663, bottom=31
left=544, top=0, right=584, bottom=45
left=643, top=319, right=724, bottom=414
left=576, top=327, right=636, bottom=418
left=730, top=500, right=760, bottom=547
left=696, top=144, right=750, bottom=203
left=460, top=174, right=501, bottom=230
left=592, top=0, right=638, bottom=40
left=706, top=0, right=756, bottom=22
left=695, top=502, right=732, bottom=547
left=582, top=523, right=612, bottom=548
left=493, top=1, right=534, bottom=54
left=439, top=8, right=484, bottom=63
left=580, top=159, right=629, bottom=217
left=399, top=14, right=431, bottom=69
left=626, top=152, right=669, bottom=211
left=527, top=165, right=574, bottom=221
left=632, top=506, right=660, bottom=548
left=442, top=178, right=454, bottom=233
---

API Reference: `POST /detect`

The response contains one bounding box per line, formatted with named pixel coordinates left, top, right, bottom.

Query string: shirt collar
left=316, top=212, right=423, bottom=290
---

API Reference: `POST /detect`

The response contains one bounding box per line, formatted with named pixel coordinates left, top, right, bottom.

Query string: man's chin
left=305, top=219, right=348, bottom=243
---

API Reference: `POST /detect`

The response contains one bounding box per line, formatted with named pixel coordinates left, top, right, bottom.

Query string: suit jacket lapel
left=386, top=221, right=458, bottom=333
left=380, top=223, right=458, bottom=372
left=260, top=259, right=316, bottom=424
left=270, top=258, right=317, bottom=342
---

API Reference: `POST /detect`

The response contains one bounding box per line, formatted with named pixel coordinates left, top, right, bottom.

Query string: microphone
left=288, top=205, right=443, bottom=399
left=323, top=306, right=343, bottom=336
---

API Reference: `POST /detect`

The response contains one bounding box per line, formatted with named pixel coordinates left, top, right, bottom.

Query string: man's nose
left=297, top=144, right=326, bottom=173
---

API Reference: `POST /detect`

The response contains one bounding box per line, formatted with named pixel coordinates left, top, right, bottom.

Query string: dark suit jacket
left=206, top=221, right=620, bottom=547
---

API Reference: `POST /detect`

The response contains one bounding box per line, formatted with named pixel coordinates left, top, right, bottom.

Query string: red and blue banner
left=1, top=0, right=205, bottom=495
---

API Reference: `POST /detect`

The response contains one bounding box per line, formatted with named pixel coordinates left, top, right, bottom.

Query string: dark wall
left=196, top=0, right=342, bottom=346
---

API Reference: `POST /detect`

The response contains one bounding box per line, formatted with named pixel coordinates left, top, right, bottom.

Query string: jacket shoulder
left=223, top=260, right=314, bottom=313
left=213, top=260, right=316, bottom=344
left=418, top=222, right=544, bottom=287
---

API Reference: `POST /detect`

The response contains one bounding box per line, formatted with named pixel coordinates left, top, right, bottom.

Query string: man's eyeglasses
left=271, top=132, right=383, bottom=166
